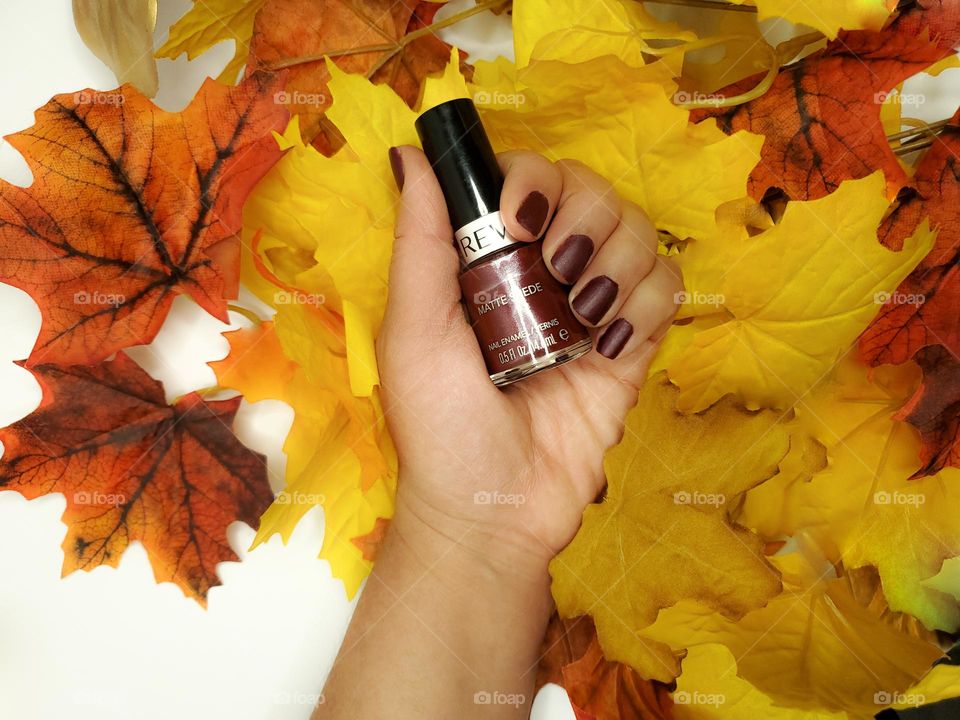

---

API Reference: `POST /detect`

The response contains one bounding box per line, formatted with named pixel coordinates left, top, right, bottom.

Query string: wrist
left=390, top=484, right=555, bottom=601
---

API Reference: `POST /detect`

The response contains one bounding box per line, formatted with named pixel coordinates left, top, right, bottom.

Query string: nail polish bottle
left=415, top=99, right=592, bottom=387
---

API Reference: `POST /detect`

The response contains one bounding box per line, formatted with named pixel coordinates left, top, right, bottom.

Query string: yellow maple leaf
left=549, top=372, right=789, bottom=682
left=738, top=355, right=960, bottom=632
left=210, top=318, right=397, bottom=598
left=646, top=550, right=943, bottom=716
left=473, top=49, right=762, bottom=244
left=512, top=0, right=693, bottom=69
left=156, top=0, right=266, bottom=83
left=731, top=0, right=892, bottom=40
left=668, top=172, right=935, bottom=413
left=673, top=644, right=849, bottom=720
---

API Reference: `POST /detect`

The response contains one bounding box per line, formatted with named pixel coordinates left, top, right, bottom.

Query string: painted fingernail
left=597, top=318, right=634, bottom=359
left=388, top=146, right=404, bottom=190
left=516, top=191, right=549, bottom=237
left=572, top=275, right=618, bottom=324
left=551, top=234, right=594, bottom=284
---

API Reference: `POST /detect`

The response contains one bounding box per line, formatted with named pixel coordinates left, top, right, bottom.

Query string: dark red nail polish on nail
left=572, top=275, right=618, bottom=324
left=416, top=100, right=591, bottom=386
left=551, top=234, right=594, bottom=283
left=597, top=318, right=633, bottom=359
left=388, top=146, right=404, bottom=190
left=516, top=191, right=549, bottom=237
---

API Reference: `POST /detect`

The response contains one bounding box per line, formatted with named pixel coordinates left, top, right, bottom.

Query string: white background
left=0, top=1, right=572, bottom=718
left=1, top=2, right=957, bottom=719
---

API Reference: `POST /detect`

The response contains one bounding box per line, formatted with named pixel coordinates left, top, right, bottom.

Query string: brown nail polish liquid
left=416, top=99, right=592, bottom=387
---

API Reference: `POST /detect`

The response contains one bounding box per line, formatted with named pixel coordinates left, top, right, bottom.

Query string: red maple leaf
left=0, top=353, right=273, bottom=603
left=693, top=0, right=960, bottom=201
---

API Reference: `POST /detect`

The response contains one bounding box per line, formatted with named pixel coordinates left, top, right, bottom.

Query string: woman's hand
left=378, top=146, right=683, bottom=579
left=317, top=147, right=682, bottom=720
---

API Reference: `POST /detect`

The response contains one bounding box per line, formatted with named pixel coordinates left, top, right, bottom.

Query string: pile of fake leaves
left=4, top=0, right=960, bottom=717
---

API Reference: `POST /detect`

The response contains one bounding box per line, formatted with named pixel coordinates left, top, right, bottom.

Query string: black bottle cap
left=415, top=98, right=503, bottom=232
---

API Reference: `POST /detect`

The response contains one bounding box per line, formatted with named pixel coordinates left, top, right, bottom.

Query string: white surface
left=0, top=1, right=571, bottom=719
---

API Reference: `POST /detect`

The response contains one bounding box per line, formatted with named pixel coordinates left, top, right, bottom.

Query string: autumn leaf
left=730, top=0, right=891, bottom=40
left=672, top=644, right=848, bottom=720
left=549, top=372, right=789, bottom=682
left=646, top=552, right=943, bottom=715
left=156, top=0, right=267, bottom=84
left=0, top=72, right=287, bottom=367
left=247, top=0, right=471, bottom=152
left=694, top=1, right=960, bottom=200
left=73, top=0, right=159, bottom=96
left=737, top=355, right=960, bottom=633
left=537, top=614, right=675, bottom=720
left=668, top=172, right=935, bottom=413
left=0, top=353, right=272, bottom=603
left=210, top=317, right=396, bottom=598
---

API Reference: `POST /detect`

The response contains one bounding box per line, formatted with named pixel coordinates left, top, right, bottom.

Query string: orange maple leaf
left=0, top=353, right=273, bottom=603
left=247, top=0, right=471, bottom=153
left=0, top=72, right=288, bottom=366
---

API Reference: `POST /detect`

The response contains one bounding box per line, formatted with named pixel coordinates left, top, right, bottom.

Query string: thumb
left=379, top=145, right=484, bottom=377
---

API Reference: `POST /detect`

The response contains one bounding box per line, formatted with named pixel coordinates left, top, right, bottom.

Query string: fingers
left=379, top=145, right=473, bottom=360
left=499, top=150, right=564, bottom=240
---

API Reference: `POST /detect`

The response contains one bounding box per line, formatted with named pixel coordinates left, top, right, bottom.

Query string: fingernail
left=388, top=146, right=404, bottom=190
left=516, top=191, right=549, bottom=237
left=551, top=234, right=594, bottom=284
left=597, top=319, right=633, bottom=359
left=572, top=275, right=618, bottom=324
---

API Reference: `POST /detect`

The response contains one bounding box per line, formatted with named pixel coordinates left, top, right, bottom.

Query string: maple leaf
left=672, top=644, right=848, bottom=720
left=857, top=112, right=960, bottom=476
left=537, top=614, right=675, bottom=720
left=0, top=72, right=287, bottom=367
left=667, top=172, right=935, bottom=413
left=210, top=318, right=396, bottom=598
left=646, top=552, right=943, bottom=715
left=0, top=353, right=273, bottom=604
left=549, top=372, right=789, bottom=682
left=694, top=0, right=960, bottom=200
left=738, top=355, right=960, bottom=632
left=247, top=0, right=471, bottom=152
left=156, top=0, right=267, bottom=84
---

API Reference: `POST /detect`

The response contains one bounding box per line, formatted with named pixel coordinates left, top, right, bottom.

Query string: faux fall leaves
left=0, top=74, right=287, bottom=602
left=4, top=0, right=960, bottom=719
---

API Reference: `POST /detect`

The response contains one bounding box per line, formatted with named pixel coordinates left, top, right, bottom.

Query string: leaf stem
left=644, top=0, right=757, bottom=11
left=227, top=304, right=265, bottom=326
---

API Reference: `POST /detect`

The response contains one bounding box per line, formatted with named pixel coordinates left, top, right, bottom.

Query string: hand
left=377, top=146, right=683, bottom=579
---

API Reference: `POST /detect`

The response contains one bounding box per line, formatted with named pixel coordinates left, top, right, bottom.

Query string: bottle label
left=454, top=211, right=524, bottom=265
